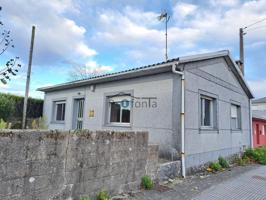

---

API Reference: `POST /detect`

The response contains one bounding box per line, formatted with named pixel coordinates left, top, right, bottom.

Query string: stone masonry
left=0, top=130, right=156, bottom=200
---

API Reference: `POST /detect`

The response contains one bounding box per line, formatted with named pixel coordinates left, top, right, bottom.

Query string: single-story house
left=252, top=98, right=266, bottom=147
left=38, top=50, right=253, bottom=175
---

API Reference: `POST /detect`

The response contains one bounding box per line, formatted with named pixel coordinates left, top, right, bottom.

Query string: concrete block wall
left=0, top=130, right=153, bottom=200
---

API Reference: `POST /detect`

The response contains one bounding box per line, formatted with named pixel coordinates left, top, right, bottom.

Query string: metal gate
left=73, top=98, right=84, bottom=129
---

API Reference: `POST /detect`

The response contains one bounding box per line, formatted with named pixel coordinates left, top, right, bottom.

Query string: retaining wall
left=0, top=130, right=155, bottom=200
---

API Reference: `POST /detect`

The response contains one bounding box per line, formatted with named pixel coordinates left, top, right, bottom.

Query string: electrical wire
left=245, top=17, right=266, bottom=29
left=246, top=24, right=266, bottom=32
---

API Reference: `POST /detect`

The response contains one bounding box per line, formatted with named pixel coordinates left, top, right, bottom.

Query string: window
left=54, top=101, right=66, bottom=121
left=231, top=104, right=241, bottom=130
left=108, top=95, right=131, bottom=125
left=200, top=96, right=214, bottom=128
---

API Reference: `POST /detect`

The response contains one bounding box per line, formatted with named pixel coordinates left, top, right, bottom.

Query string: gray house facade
left=38, top=50, right=253, bottom=173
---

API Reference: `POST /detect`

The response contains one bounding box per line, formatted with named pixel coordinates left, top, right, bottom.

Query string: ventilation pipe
left=172, top=62, right=186, bottom=178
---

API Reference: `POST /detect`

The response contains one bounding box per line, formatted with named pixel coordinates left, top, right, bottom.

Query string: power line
left=244, top=17, right=266, bottom=29
left=246, top=24, right=266, bottom=32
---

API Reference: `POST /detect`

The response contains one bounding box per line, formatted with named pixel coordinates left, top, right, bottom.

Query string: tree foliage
left=0, top=6, right=21, bottom=85
left=0, top=93, right=15, bottom=121
left=0, top=93, right=43, bottom=121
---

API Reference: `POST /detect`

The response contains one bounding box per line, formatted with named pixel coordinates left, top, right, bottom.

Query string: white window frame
left=200, top=96, right=214, bottom=128
left=107, top=95, right=131, bottom=126
left=231, top=104, right=241, bottom=130
left=54, top=101, right=66, bottom=122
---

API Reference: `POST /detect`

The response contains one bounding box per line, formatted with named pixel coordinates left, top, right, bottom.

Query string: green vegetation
left=96, top=191, right=109, bottom=200
left=31, top=116, right=48, bottom=129
left=0, top=94, right=15, bottom=121
left=0, top=93, right=43, bottom=121
left=218, top=156, right=230, bottom=168
left=79, top=196, right=90, bottom=200
left=141, top=175, right=154, bottom=190
left=244, top=147, right=266, bottom=165
left=209, top=162, right=222, bottom=171
left=0, top=119, right=7, bottom=129
left=234, top=156, right=250, bottom=166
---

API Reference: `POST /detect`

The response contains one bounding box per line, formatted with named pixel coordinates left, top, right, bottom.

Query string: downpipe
left=249, top=99, right=253, bottom=149
left=172, top=62, right=186, bottom=178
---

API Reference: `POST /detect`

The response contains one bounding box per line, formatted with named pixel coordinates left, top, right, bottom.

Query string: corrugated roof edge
left=37, top=49, right=253, bottom=98
left=253, top=97, right=266, bottom=104
left=253, top=110, right=266, bottom=121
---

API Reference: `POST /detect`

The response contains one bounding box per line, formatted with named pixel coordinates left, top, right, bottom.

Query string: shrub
left=80, top=196, right=90, bottom=200
left=31, top=116, right=48, bottom=129
left=0, top=93, right=43, bottom=121
left=97, top=191, right=109, bottom=200
left=235, top=157, right=250, bottom=166
left=244, top=147, right=266, bottom=165
left=218, top=156, right=230, bottom=168
left=209, top=162, right=222, bottom=171
left=0, top=94, right=15, bottom=121
left=0, top=119, right=7, bottom=129
left=141, top=176, right=154, bottom=190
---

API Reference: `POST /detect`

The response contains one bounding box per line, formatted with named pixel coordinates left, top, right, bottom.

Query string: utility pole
left=158, top=11, right=170, bottom=61
left=22, top=26, right=35, bottom=129
left=239, top=27, right=245, bottom=75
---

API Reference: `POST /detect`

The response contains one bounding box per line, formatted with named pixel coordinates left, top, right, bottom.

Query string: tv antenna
left=158, top=11, right=170, bottom=61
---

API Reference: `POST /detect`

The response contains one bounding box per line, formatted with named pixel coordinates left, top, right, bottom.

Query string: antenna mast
left=158, top=11, right=170, bottom=61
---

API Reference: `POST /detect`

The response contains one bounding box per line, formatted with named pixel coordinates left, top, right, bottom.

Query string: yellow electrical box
left=89, top=110, right=95, bottom=118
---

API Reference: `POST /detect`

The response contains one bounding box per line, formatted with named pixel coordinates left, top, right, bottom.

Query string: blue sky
left=1, top=0, right=266, bottom=99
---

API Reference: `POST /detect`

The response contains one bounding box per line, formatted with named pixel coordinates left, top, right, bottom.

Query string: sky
left=0, top=0, right=266, bottom=99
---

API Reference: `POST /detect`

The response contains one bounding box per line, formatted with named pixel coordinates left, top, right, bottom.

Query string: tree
left=68, top=64, right=111, bottom=81
left=0, top=6, right=21, bottom=85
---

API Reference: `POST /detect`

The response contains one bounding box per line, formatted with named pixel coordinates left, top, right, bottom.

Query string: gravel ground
left=128, top=164, right=260, bottom=200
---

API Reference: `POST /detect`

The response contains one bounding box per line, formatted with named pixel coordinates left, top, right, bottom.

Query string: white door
left=73, top=98, right=84, bottom=129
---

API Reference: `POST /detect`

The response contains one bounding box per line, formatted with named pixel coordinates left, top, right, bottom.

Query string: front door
left=73, top=98, right=85, bottom=129
left=256, top=124, right=260, bottom=145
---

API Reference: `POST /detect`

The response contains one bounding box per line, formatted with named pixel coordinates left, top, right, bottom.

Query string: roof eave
left=37, top=61, right=177, bottom=92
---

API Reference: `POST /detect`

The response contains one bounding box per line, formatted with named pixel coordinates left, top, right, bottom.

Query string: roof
left=37, top=50, right=254, bottom=98
left=253, top=110, right=266, bottom=121
left=253, top=97, right=266, bottom=104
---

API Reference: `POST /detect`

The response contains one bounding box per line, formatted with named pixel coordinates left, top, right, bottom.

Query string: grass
left=80, top=196, right=90, bottom=200
left=244, top=147, right=266, bottom=165
left=96, top=191, right=109, bottom=200
left=218, top=157, right=230, bottom=168
left=141, top=176, right=154, bottom=190
left=209, top=162, right=222, bottom=171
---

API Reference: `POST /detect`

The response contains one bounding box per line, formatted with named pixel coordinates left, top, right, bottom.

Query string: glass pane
left=204, top=99, right=211, bottom=126
left=231, top=118, right=237, bottom=129
left=62, top=104, right=65, bottom=121
left=201, top=99, right=204, bottom=125
left=231, top=105, right=237, bottom=118
left=110, top=102, right=121, bottom=122
left=122, top=109, right=130, bottom=123
left=56, top=104, right=62, bottom=121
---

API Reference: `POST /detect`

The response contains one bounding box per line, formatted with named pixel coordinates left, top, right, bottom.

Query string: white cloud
left=1, top=0, right=96, bottom=64
left=84, top=61, right=113, bottom=74
left=248, top=79, right=266, bottom=98
left=173, top=2, right=197, bottom=19
left=210, top=0, right=240, bottom=7
left=181, top=0, right=266, bottom=45
left=92, top=7, right=201, bottom=63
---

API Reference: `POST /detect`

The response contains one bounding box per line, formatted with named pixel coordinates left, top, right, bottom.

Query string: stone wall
left=0, top=130, right=155, bottom=200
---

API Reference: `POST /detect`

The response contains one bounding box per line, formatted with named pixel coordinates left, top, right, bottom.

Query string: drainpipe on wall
left=172, top=62, right=186, bottom=178
left=249, top=99, right=253, bottom=149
